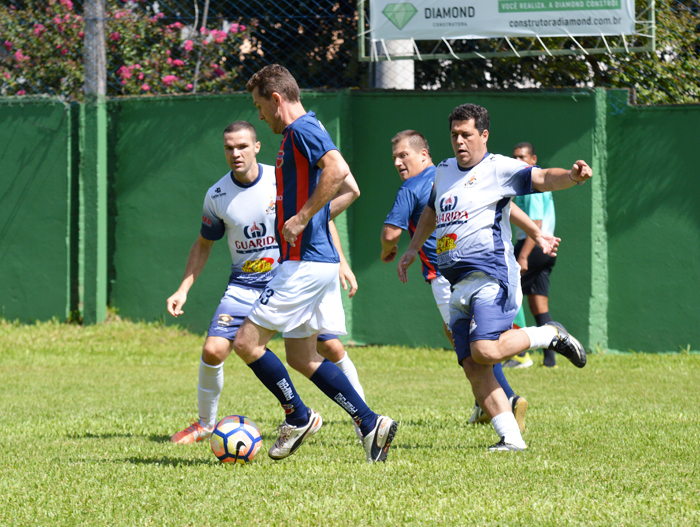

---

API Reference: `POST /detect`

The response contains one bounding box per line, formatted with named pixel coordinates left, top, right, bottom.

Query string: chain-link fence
left=1, top=0, right=698, bottom=104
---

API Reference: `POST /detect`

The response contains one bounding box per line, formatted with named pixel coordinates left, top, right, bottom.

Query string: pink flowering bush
left=1, top=0, right=253, bottom=98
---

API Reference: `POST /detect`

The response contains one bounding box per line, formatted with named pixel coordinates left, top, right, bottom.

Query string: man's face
left=252, top=87, right=283, bottom=134
left=224, top=129, right=260, bottom=177
left=513, top=147, right=537, bottom=166
left=450, top=119, right=489, bottom=168
left=392, top=139, right=428, bottom=182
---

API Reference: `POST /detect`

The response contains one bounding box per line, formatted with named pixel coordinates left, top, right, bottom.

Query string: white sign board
left=370, top=0, right=636, bottom=41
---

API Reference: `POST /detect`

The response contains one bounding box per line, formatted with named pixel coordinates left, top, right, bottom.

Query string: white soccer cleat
left=488, top=437, right=528, bottom=452
left=268, top=409, right=323, bottom=460
left=362, top=415, right=398, bottom=463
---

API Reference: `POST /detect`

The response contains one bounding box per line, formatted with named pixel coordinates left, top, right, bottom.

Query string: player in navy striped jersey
left=167, top=121, right=366, bottom=445
left=398, top=103, right=589, bottom=452
left=243, top=64, right=397, bottom=462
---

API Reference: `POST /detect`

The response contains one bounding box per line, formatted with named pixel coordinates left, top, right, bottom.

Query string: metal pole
left=192, top=0, right=211, bottom=94
left=84, top=0, right=106, bottom=96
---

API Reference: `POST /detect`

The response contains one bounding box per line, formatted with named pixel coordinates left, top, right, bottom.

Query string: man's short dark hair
left=448, top=104, right=490, bottom=134
left=514, top=142, right=535, bottom=156
left=223, top=121, right=257, bottom=142
left=246, top=64, right=300, bottom=103
left=391, top=130, right=431, bottom=157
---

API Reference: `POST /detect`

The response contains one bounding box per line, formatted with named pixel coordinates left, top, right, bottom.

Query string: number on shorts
left=259, top=288, right=274, bottom=305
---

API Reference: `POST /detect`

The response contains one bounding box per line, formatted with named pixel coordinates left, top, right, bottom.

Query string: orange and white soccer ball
left=210, top=415, right=262, bottom=464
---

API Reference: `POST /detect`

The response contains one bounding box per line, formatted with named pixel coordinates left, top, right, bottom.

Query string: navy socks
left=310, top=359, right=377, bottom=436
left=247, top=349, right=309, bottom=426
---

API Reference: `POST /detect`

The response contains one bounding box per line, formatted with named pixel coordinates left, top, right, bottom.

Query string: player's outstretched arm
left=330, top=173, right=360, bottom=220
left=283, top=149, right=349, bottom=246
left=166, top=235, right=215, bottom=317
left=380, top=224, right=402, bottom=263
left=329, top=220, right=358, bottom=298
left=510, top=202, right=560, bottom=258
left=397, top=206, right=437, bottom=283
left=531, top=160, right=592, bottom=192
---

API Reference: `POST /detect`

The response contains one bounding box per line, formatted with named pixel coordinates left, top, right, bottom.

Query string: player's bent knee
left=470, top=341, right=500, bottom=365
left=202, top=339, right=231, bottom=366
left=316, top=339, right=345, bottom=362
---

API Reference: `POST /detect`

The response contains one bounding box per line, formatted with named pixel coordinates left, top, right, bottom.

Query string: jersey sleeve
left=498, top=157, right=534, bottom=197
left=427, top=183, right=437, bottom=210
left=385, top=186, right=418, bottom=230
left=200, top=192, right=225, bottom=241
left=292, top=121, right=337, bottom=167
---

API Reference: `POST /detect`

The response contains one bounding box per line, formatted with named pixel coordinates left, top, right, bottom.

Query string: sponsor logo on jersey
left=212, top=187, right=227, bottom=199
left=276, top=147, right=284, bottom=168
left=244, top=221, right=267, bottom=239
left=235, top=236, right=277, bottom=252
left=469, top=316, right=477, bottom=334
left=465, top=174, right=477, bottom=188
left=202, top=215, right=212, bottom=226
left=266, top=198, right=276, bottom=215
left=439, top=195, right=458, bottom=211
left=437, top=210, right=468, bottom=224
left=217, top=314, right=234, bottom=327
left=242, top=257, right=275, bottom=273
left=437, top=234, right=458, bottom=254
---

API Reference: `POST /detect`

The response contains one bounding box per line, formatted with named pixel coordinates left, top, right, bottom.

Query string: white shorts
left=248, top=260, right=347, bottom=339
left=431, top=275, right=451, bottom=326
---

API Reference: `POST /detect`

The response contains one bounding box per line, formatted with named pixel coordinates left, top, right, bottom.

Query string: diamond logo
left=382, top=3, right=418, bottom=30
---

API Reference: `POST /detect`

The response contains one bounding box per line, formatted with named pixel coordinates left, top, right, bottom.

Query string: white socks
left=520, top=325, right=558, bottom=350
left=334, top=353, right=366, bottom=402
left=491, top=412, right=526, bottom=448
left=198, top=358, right=224, bottom=429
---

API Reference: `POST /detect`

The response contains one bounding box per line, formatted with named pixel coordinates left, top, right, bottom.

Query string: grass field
left=1, top=318, right=698, bottom=526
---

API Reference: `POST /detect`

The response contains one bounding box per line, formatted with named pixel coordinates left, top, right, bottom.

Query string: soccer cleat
left=509, top=395, right=528, bottom=433
left=488, top=437, right=528, bottom=452
left=268, top=409, right=323, bottom=460
left=468, top=404, right=491, bottom=425
left=546, top=321, right=587, bottom=368
left=170, top=421, right=213, bottom=444
left=362, top=415, right=398, bottom=463
left=503, top=352, right=534, bottom=369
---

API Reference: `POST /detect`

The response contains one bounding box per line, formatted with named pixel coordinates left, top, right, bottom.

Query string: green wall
left=0, top=99, right=75, bottom=322
left=606, top=96, right=700, bottom=352
left=2, top=90, right=699, bottom=353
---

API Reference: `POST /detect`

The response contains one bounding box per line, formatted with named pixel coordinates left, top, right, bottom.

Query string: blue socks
left=310, top=359, right=377, bottom=436
left=492, top=362, right=514, bottom=399
left=247, top=349, right=309, bottom=427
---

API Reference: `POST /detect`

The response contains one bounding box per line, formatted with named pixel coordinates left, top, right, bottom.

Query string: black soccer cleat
left=546, top=321, right=587, bottom=368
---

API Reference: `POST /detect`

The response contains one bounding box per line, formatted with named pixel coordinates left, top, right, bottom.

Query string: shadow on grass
left=66, top=432, right=172, bottom=443
left=125, top=456, right=215, bottom=467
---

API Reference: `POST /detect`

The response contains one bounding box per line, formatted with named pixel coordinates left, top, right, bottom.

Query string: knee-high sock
left=247, top=349, right=309, bottom=427
left=491, top=412, right=526, bottom=448
left=333, top=353, right=366, bottom=402
left=310, top=359, right=377, bottom=437
left=198, top=359, right=224, bottom=428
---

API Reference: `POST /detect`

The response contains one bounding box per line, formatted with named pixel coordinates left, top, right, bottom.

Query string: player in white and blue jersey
left=398, top=103, right=590, bottom=452
left=167, top=121, right=366, bottom=445
left=381, top=129, right=530, bottom=432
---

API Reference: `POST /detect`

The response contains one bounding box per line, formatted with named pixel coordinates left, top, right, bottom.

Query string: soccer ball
left=210, top=415, right=262, bottom=464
